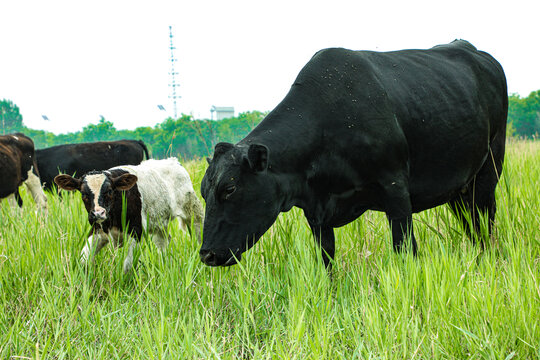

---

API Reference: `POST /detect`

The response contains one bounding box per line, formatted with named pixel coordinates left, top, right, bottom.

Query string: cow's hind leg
left=309, top=224, right=335, bottom=269
left=450, top=136, right=505, bottom=246
left=180, top=191, right=204, bottom=242
left=449, top=180, right=495, bottom=247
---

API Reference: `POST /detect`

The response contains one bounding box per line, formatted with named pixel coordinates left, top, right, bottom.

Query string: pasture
left=1, top=140, right=539, bottom=359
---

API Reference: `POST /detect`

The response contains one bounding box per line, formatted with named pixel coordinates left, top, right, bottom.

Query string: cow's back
left=249, top=40, right=507, bottom=212
left=37, top=140, right=146, bottom=189
left=114, top=158, right=194, bottom=230
left=359, top=41, right=507, bottom=207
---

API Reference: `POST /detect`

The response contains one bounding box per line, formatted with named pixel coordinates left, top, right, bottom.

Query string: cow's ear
left=246, top=144, right=268, bottom=172
left=112, top=174, right=138, bottom=191
left=214, top=142, right=234, bottom=158
left=54, top=174, right=82, bottom=191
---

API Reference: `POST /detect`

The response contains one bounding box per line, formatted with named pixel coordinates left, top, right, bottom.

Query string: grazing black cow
left=0, top=133, right=48, bottom=211
left=199, top=40, right=508, bottom=268
left=36, top=139, right=150, bottom=191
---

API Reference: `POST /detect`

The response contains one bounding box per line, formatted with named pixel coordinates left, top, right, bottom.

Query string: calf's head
left=200, top=142, right=282, bottom=267
left=54, top=171, right=138, bottom=225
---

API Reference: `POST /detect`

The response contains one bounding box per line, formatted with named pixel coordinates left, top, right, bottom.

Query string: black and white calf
left=54, top=158, right=204, bottom=273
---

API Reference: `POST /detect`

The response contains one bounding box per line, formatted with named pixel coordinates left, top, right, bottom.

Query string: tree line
left=0, top=100, right=266, bottom=160
left=1, top=91, right=538, bottom=160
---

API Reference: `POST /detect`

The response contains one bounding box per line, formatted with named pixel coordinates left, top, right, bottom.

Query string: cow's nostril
left=200, top=250, right=216, bottom=265
left=92, top=209, right=106, bottom=219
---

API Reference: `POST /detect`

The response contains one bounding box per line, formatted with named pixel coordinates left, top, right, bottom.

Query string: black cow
left=36, top=139, right=150, bottom=191
left=0, top=133, right=48, bottom=211
left=199, top=40, right=508, bottom=268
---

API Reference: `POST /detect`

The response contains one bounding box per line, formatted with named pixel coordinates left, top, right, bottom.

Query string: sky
left=1, top=0, right=539, bottom=134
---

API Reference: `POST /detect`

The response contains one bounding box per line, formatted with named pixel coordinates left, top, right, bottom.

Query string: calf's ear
left=54, top=174, right=82, bottom=191
left=112, top=174, right=138, bottom=191
left=246, top=144, right=268, bottom=172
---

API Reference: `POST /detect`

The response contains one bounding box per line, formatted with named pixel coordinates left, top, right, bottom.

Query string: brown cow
left=0, top=133, right=47, bottom=212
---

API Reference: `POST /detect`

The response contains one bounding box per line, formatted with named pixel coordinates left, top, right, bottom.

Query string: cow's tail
left=137, top=140, right=151, bottom=159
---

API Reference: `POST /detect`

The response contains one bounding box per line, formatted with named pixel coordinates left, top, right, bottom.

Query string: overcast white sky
left=1, top=0, right=539, bottom=134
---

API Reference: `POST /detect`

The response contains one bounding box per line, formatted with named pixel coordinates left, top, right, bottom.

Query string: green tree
left=214, top=111, right=265, bottom=144
left=0, top=99, right=24, bottom=134
left=508, top=91, right=540, bottom=138
left=80, top=116, right=118, bottom=142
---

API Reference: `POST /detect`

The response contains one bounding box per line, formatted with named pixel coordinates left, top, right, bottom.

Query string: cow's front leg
left=6, top=193, right=21, bottom=208
left=382, top=180, right=417, bottom=255
left=122, top=238, right=138, bottom=274
left=309, top=224, right=335, bottom=268
left=387, top=214, right=417, bottom=254
left=81, top=231, right=109, bottom=265
left=24, top=167, right=48, bottom=214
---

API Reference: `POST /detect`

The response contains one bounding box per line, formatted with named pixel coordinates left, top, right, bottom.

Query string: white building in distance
left=210, top=106, right=234, bottom=120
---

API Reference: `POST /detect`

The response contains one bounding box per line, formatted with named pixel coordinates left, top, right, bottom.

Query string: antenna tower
left=168, top=26, right=180, bottom=119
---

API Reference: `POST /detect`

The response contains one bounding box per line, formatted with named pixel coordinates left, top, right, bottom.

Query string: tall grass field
left=1, top=140, right=539, bottom=359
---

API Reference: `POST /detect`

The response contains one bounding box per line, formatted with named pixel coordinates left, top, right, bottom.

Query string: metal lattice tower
left=168, top=26, right=180, bottom=119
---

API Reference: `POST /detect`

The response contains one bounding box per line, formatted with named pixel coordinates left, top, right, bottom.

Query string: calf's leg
left=81, top=231, right=109, bottom=264
left=123, top=238, right=138, bottom=274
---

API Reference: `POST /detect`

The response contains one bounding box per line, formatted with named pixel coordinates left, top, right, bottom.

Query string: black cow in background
left=199, top=40, right=508, bottom=268
left=0, top=133, right=48, bottom=211
left=36, top=139, right=150, bottom=191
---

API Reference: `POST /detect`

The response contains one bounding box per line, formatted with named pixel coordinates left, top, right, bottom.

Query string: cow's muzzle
left=89, top=208, right=107, bottom=224
left=199, top=249, right=241, bottom=267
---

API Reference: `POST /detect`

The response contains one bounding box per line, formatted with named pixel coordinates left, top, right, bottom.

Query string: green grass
left=1, top=140, right=539, bottom=359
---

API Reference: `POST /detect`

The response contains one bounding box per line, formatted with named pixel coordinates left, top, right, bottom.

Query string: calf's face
left=54, top=171, right=138, bottom=225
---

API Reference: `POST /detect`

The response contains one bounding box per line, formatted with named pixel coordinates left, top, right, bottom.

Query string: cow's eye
left=82, top=195, right=89, bottom=202
left=223, top=185, right=236, bottom=200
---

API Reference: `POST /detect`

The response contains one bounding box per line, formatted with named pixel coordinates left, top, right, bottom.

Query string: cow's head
left=54, top=171, right=138, bottom=225
left=200, top=142, right=282, bottom=266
